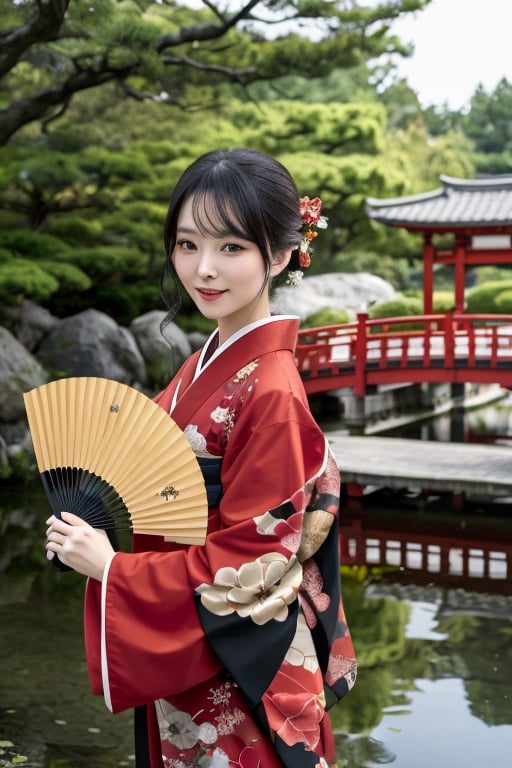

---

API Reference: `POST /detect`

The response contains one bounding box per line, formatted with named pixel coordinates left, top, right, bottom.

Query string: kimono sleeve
left=84, top=389, right=331, bottom=714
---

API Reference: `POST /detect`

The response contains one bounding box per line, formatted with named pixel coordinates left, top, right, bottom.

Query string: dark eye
left=177, top=239, right=196, bottom=251
left=223, top=243, right=243, bottom=253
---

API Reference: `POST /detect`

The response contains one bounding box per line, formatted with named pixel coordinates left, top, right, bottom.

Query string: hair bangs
left=189, top=178, right=258, bottom=246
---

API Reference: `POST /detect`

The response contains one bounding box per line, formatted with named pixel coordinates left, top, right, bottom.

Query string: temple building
left=366, top=175, right=512, bottom=314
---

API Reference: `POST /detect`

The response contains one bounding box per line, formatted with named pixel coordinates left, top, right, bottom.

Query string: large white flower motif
left=196, top=553, right=302, bottom=625
left=156, top=700, right=217, bottom=750
left=161, top=710, right=217, bottom=749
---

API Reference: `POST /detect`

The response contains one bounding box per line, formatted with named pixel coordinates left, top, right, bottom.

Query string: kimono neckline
left=194, top=315, right=299, bottom=380
left=168, top=315, right=300, bottom=418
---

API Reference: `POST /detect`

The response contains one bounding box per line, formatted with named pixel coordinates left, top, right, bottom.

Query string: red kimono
left=84, top=316, right=356, bottom=768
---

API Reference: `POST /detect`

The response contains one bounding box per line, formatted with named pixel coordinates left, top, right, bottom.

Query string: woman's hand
left=45, top=511, right=115, bottom=581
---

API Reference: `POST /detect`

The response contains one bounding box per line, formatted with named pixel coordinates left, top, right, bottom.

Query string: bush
left=69, top=246, right=147, bottom=280
left=87, top=283, right=162, bottom=325
left=432, top=291, right=455, bottom=312
left=400, top=290, right=455, bottom=312
left=0, top=260, right=59, bottom=306
left=466, top=280, right=512, bottom=313
left=38, top=261, right=92, bottom=292
left=368, top=296, right=424, bottom=332
left=301, top=307, right=351, bottom=328
left=368, top=296, right=423, bottom=319
left=494, top=289, right=512, bottom=313
left=0, top=230, right=71, bottom=258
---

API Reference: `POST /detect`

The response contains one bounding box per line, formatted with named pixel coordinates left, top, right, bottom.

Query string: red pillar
left=354, top=312, right=368, bottom=397
left=423, top=234, right=434, bottom=314
left=454, top=236, right=466, bottom=312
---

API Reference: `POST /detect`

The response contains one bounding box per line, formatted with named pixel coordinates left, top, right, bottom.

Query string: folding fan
left=23, top=377, right=208, bottom=551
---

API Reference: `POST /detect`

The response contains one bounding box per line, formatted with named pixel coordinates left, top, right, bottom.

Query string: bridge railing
left=340, top=515, right=511, bottom=593
left=296, top=312, right=512, bottom=395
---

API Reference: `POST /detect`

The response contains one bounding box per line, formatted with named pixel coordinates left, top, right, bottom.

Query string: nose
left=197, top=249, right=217, bottom=279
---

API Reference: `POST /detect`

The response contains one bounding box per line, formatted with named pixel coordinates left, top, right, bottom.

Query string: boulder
left=0, top=300, right=58, bottom=352
left=0, top=327, right=48, bottom=422
left=272, top=272, right=397, bottom=319
left=130, top=310, right=192, bottom=388
left=37, top=309, right=147, bottom=386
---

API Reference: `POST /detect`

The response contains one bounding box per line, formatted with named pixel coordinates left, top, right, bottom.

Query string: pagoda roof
left=366, top=175, right=512, bottom=231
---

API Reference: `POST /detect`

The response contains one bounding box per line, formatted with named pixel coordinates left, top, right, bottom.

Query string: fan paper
left=24, top=377, right=208, bottom=545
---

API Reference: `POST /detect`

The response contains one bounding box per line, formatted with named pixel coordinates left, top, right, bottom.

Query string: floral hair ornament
left=286, top=196, right=328, bottom=286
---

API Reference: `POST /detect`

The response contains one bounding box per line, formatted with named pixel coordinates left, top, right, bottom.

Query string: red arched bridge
left=296, top=312, right=512, bottom=396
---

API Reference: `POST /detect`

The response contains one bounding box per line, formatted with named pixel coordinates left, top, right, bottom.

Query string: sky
left=388, top=0, right=512, bottom=111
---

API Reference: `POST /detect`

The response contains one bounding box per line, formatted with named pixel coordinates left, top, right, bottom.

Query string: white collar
left=169, top=315, right=298, bottom=414
left=194, top=315, right=299, bottom=380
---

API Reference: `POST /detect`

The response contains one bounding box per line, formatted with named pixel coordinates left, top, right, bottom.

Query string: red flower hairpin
left=287, top=196, right=328, bottom=286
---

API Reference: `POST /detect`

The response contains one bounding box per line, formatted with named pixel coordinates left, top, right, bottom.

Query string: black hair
left=160, top=148, right=302, bottom=325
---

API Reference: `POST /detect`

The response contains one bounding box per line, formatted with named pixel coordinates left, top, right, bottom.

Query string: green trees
left=424, top=77, right=512, bottom=174
left=0, top=0, right=430, bottom=146
left=0, top=1, right=441, bottom=322
left=7, top=0, right=511, bottom=323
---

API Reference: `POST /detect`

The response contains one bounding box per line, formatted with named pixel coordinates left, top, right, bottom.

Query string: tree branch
left=156, top=0, right=262, bottom=51
left=0, top=64, right=130, bottom=146
left=0, top=0, right=70, bottom=79
left=161, top=54, right=257, bottom=80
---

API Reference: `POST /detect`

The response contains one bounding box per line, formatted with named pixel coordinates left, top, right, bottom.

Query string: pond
left=1, top=482, right=512, bottom=768
left=381, top=389, right=512, bottom=445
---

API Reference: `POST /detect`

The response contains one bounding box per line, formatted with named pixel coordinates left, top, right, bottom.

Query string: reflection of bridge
left=297, top=312, right=512, bottom=396
left=340, top=507, right=512, bottom=595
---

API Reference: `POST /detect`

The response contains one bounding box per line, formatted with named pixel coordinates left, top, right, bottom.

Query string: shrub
left=466, top=280, right=512, bottom=313
left=432, top=291, right=455, bottom=312
left=0, top=230, right=70, bottom=258
left=0, top=260, right=59, bottom=305
left=368, top=297, right=423, bottom=319
left=38, top=261, right=92, bottom=292
left=301, top=307, right=351, bottom=329
left=368, top=296, right=424, bottom=332
left=494, top=289, right=512, bottom=313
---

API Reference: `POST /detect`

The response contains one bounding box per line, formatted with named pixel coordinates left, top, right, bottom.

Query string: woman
left=46, top=148, right=357, bottom=768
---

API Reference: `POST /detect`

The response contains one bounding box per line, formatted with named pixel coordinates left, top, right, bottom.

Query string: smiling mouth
left=196, top=287, right=226, bottom=301
left=197, top=288, right=225, bottom=296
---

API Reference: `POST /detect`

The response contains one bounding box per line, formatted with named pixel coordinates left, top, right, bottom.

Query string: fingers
left=45, top=512, right=82, bottom=564
left=46, top=511, right=86, bottom=527
left=45, top=520, right=68, bottom=561
left=44, top=512, right=115, bottom=579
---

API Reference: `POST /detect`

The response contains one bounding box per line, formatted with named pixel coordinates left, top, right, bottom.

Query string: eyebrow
left=176, top=226, right=199, bottom=235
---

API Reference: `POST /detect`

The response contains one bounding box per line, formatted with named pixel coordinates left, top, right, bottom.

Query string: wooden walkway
left=327, top=433, right=512, bottom=498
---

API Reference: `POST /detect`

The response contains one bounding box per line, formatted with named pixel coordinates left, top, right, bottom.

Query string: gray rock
left=130, top=310, right=191, bottom=388
left=0, top=327, right=48, bottom=422
left=0, top=300, right=58, bottom=352
left=272, top=272, right=397, bottom=319
left=37, top=308, right=147, bottom=386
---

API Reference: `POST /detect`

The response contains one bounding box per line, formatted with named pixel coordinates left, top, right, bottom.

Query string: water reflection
left=384, top=390, right=512, bottom=445
left=1, top=484, right=512, bottom=768
left=333, top=582, right=512, bottom=767
left=0, top=484, right=133, bottom=767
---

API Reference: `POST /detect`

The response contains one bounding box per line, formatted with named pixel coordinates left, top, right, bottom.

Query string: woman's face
left=173, top=196, right=287, bottom=343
